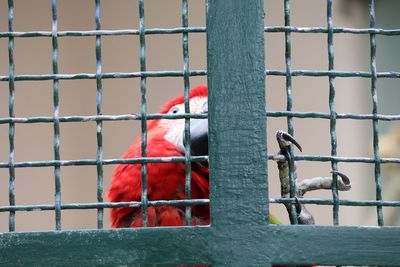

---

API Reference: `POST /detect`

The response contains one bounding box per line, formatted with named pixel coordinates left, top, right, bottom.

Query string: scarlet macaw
left=107, top=85, right=209, bottom=227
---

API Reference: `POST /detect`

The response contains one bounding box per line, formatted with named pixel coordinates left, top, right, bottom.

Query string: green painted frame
left=1, top=1, right=400, bottom=266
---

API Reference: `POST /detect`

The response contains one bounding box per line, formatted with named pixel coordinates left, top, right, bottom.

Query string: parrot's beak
left=189, top=101, right=208, bottom=156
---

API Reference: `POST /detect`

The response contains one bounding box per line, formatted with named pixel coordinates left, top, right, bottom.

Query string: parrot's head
left=149, top=84, right=209, bottom=157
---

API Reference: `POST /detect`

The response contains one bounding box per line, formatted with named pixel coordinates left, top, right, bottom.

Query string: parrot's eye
left=169, top=105, right=183, bottom=114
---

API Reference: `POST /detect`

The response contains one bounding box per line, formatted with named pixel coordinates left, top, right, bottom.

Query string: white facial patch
left=162, top=96, right=207, bottom=154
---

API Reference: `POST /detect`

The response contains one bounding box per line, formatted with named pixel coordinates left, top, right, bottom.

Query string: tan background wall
left=0, top=0, right=394, bottom=232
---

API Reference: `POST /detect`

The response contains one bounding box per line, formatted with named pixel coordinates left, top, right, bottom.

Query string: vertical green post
left=207, top=2, right=268, bottom=264
left=208, top=0, right=267, bottom=228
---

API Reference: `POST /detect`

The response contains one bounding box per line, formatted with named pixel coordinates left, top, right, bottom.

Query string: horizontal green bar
left=267, top=110, right=400, bottom=121
left=1, top=225, right=399, bottom=266
left=0, top=156, right=208, bottom=168
left=268, top=154, right=400, bottom=164
left=0, top=227, right=212, bottom=266
left=0, top=112, right=398, bottom=127
left=0, top=199, right=210, bottom=212
left=1, top=154, right=399, bottom=169
left=1, top=112, right=399, bottom=126
left=1, top=197, right=398, bottom=213
left=265, top=26, right=400, bottom=35
left=266, top=69, right=400, bottom=78
left=2, top=69, right=400, bottom=82
left=0, top=70, right=207, bottom=82
left=1, top=26, right=399, bottom=39
left=270, top=197, right=400, bottom=207
left=267, top=225, right=400, bottom=266
left=0, top=27, right=206, bottom=38
left=0, top=113, right=207, bottom=124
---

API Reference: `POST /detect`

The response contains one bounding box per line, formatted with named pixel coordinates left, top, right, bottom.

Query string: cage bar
left=0, top=70, right=207, bottom=82
left=7, top=0, right=16, bottom=232
left=3, top=26, right=400, bottom=39
left=2, top=111, right=400, bottom=125
left=369, top=0, right=384, bottom=226
left=51, top=0, right=62, bottom=231
left=5, top=68, right=400, bottom=82
left=138, top=0, right=148, bottom=227
left=270, top=197, right=400, bottom=207
left=266, top=111, right=400, bottom=121
left=1, top=155, right=400, bottom=170
left=95, top=0, right=104, bottom=229
left=266, top=69, right=400, bottom=78
left=182, top=0, right=193, bottom=226
left=0, top=199, right=210, bottom=213
left=0, top=155, right=209, bottom=168
left=265, top=26, right=400, bottom=35
left=0, top=27, right=207, bottom=38
left=326, top=0, right=340, bottom=226
left=2, top=197, right=400, bottom=213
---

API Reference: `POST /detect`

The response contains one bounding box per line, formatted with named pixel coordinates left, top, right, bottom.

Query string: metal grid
left=266, top=0, right=400, bottom=226
left=1, top=1, right=400, bottom=266
left=0, top=0, right=208, bottom=232
left=1, top=0, right=400, bottom=232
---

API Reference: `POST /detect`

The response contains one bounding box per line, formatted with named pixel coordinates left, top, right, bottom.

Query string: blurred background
left=0, top=0, right=399, bottom=232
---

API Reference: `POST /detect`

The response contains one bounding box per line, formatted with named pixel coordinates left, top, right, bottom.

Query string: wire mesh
left=266, top=0, right=400, bottom=227
left=0, top=0, right=208, bottom=231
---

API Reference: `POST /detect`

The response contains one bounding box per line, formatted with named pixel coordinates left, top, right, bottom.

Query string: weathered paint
left=1, top=225, right=400, bottom=266
left=207, top=0, right=268, bottom=265
left=208, top=0, right=268, bottom=227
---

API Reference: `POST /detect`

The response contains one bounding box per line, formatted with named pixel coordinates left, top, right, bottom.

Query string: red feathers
left=107, top=85, right=209, bottom=228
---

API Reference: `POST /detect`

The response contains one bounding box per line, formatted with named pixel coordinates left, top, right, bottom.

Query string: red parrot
left=107, top=85, right=209, bottom=228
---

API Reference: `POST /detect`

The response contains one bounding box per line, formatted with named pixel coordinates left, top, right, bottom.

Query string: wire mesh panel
left=0, top=0, right=208, bottom=232
left=265, top=0, right=400, bottom=227
left=0, top=0, right=400, bottom=266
